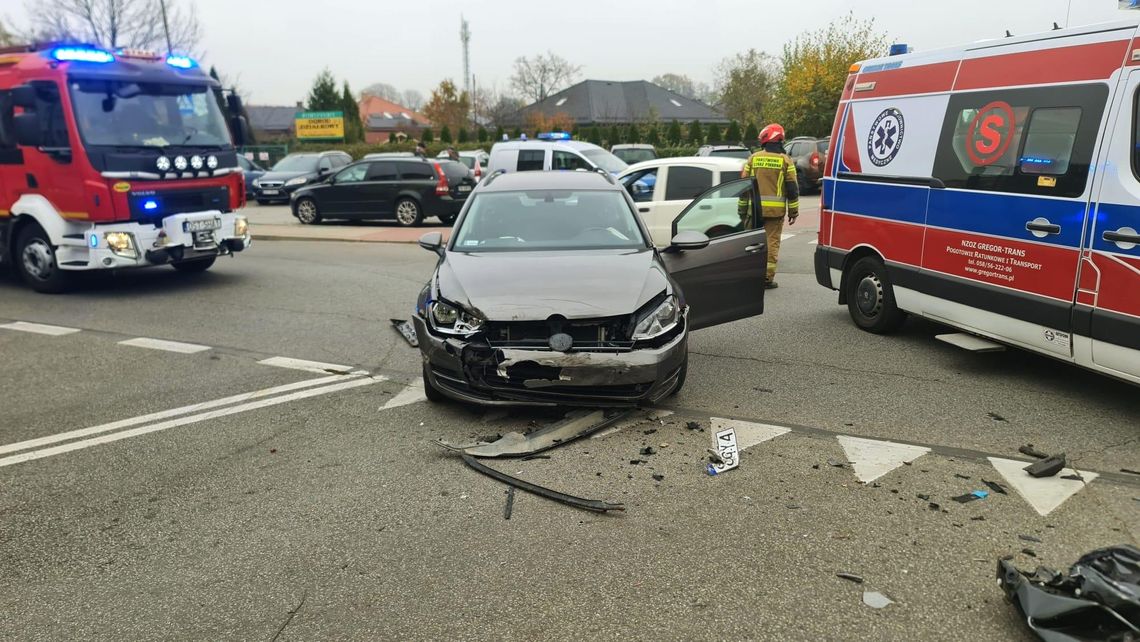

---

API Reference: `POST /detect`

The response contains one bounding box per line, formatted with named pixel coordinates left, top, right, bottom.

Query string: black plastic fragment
left=1060, top=473, right=1084, bottom=481
left=503, top=487, right=515, bottom=520
left=954, top=473, right=972, bottom=480
left=1018, top=444, right=1049, bottom=459
left=1121, top=468, right=1140, bottom=476
left=836, top=572, right=864, bottom=584
left=462, top=454, right=624, bottom=513
left=1024, top=453, right=1066, bottom=478
left=652, top=474, right=664, bottom=482
left=982, top=479, right=1008, bottom=495
left=640, top=446, right=656, bottom=456
left=1019, top=534, right=1042, bottom=543
left=685, top=421, right=703, bottom=431
left=952, top=493, right=982, bottom=503
left=1022, top=548, right=1037, bottom=557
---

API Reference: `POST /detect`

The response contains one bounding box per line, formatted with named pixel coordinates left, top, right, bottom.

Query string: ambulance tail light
left=433, top=162, right=449, bottom=195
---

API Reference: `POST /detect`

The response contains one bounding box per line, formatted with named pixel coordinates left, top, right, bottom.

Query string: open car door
left=659, top=178, right=767, bottom=330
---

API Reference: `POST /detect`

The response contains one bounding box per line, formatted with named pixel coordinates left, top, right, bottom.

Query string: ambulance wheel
left=15, top=224, right=73, bottom=293
left=422, top=363, right=446, bottom=403
left=845, top=256, right=906, bottom=334
left=172, top=257, right=216, bottom=273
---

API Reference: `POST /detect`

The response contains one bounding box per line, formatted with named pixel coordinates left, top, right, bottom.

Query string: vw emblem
left=867, top=108, right=904, bottom=167
left=549, top=333, right=573, bottom=352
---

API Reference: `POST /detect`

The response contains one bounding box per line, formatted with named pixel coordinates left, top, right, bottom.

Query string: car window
left=552, top=150, right=592, bottom=171
left=673, top=179, right=757, bottom=240
left=452, top=190, right=646, bottom=251
left=272, top=155, right=318, bottom=172
left=1018, top=107, right=1081, bottom=175
left=318, top=157, right=333, bottom=172
left=786, top=142, right=802, bottom=156
left=621, top=168, right=658, bottom=203
left=237, top=156, right=251, bottom=171
left=335, top=154, right=351, bottom=167
left=664, top=166, right=713, bottom=201
left=437, top=160, right=470, bottom=181
left=398, top=161, right=435, bottom=180
left=711, top=148, right=752, bottom=159
left=517, top=150, right=545, bottom=172
left=366, top=161, right=398, bottom=180
left=335, top=163, right=368, bottom=183
left=580, top=148, right=628, bottom=173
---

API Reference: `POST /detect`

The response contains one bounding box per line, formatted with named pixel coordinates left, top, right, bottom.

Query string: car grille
left=258, top=181, right=284, bottom=189
left=484, top=317, right=633, bottom=352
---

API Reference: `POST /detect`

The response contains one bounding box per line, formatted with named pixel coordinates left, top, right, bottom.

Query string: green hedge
left=290, top=142, right=705, bottom=161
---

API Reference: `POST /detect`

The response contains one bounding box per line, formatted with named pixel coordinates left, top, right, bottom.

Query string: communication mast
left=460, top=16, right=472, bottom=102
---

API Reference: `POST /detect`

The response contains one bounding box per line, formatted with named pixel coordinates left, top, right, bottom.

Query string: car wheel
left=172, top=257, right=217, bottom=273
left=395, top=198, right=423, bottom=227
left=845, top=255, right=906, bottom=334
left=438, top=213, right=457, bottom=225
left=669, top=356, right=688, bottom=396
left=422, top=362, right=446, bottom=403
left=14, top=224, right=73, bottom=293
left=295, top=197, right=321, bottom=224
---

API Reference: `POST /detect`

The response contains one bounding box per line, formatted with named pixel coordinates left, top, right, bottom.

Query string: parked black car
left=253, top=151, right=352, bottom=204
left=289, top=158, right=477, bottom=226
left=237, top=155, right=265, bottom=199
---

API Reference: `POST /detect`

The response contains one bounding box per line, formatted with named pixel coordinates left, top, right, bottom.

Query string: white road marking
left=0, top=374, right=362, bottom=456
left=711, top=417, right=790, bottom=451
left=119, top=337, right=211, bottom=354
left=988, top=457, right=1099, bottom=516
left=0, top=376, right=382, bottom=468
left=258, top=356, right=359, bottom=374
left=808, top=239, right=818, bottom=245
left=837, top=436, right=931, bottom=483
left=380, top=380, right=427, bottom=410
left=780, top=233, right=795, bottom=241
left=0, top=321, right=81, bottom=336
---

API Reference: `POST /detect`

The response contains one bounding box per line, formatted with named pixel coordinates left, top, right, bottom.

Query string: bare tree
left=509, top=51, right=581, bottom=103
left=24, top=0, right=201, bottom=52
left=361, top=82, right=400, bottom=101
left=401, top=89, right=424, bottom=111
left=652, top=73, right=712, bottom=102
left=0, top=18, right=18, bottom=46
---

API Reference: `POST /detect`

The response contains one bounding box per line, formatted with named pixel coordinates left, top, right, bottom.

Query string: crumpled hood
left=437, top=249, right=667, bottom=321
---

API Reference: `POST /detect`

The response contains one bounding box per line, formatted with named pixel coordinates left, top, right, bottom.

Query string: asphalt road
left=1, top=196, right=1137, bottom=641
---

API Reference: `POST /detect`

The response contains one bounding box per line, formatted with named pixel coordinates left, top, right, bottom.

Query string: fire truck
left=0, top=44, right=252, bottom=293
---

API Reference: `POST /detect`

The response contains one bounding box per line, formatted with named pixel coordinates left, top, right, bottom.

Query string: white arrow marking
left=780, top=233, right=795, bottom=241
left=988, top=457, right=1099, bottom=516
left=711, top=418, right=790, bottom=450
left=837, top=436, right=931, bottom=483
left=380, top=380, right=427, bottom=410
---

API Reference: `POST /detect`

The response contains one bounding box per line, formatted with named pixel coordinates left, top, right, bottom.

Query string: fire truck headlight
left=156, top=156, right=171, bottom=171
left=104, top=232, right=138, bottom=258
left=234, top=216, right=249, bottom=237
left=190, top=155, right=204, bottom=170
left=174, top=156, right=188, bottom=171
left=206, top=155, right=218, bottom=169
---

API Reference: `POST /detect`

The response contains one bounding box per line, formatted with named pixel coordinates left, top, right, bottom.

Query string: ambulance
left=815, top=19, right=1140, bottom=384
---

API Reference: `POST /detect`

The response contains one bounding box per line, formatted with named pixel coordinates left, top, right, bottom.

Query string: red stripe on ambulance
left=855, top=61, right=958, bottom=98
left=955, top=40, right=1130, bottom=90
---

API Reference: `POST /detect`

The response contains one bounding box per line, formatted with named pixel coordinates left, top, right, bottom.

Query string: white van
left=487, top=139, right=627, bottom=175
left=618, top=156, right=745, bottom=245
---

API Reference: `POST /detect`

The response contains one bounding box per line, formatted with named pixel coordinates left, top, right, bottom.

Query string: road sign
left=295, top=111, right=345, bottom=141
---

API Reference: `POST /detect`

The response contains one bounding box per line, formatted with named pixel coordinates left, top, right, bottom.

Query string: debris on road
left=503, top=487, right=515, bottom=520
left=981, top=479, right=1008, bottom=495
left=1024, top=453, right=1066, bottom=478
left=520, top=455, right=551, bottom=461
left=862, top=591, right=894, bottom=609
left=837, top=572, right=865, bottom=584
left=706, top=426, right=740, bottom=475
left=642, top=428, right=657, bottom=435
left=1021, top=548, right=1037, bottom=557
left=461, top=454, right=624, bottom=513
left=954, top=473, right=971, bottom=480
left=390, top=319, right=419, bottom=348
left=652, top=474, right=665, bottom=482
left=916, top=493, right=931, bottom=501
left=827, top=459, right=847, bottom=468
left=685, top=421, right=703, bottom=432
left=439, top=409, right=631, bottom=458
left=1018, top=534, right=1042, bottom=543
left=988, top=412, right=1008, bottom=422
left=639, top=446, right=656, bottom=456
left=1018, top=444, right=1049, bottom=459
left=1121, top=468, right=1140, bottom=476
left=1059, top=473, right=1084, bottom=482
left=998, top=545, right=1140, bottom=642
left=952, top=490, right=989, bottom=503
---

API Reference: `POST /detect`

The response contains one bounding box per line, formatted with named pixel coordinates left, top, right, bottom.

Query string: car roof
left=479, top=170, right=618, bottom=192
left=619, top=156, right=745, bottom=175
left=612, top=144, right=654, bottom=150
left=492, top=140, right=604, bottom=152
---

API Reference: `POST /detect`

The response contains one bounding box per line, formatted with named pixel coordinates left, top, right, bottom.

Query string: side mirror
left=317, top=166, right=331, bottom=176
left=418, top=231, right=444, bottom=256
left=231, top=115, right=252, bottom=147
left=669, top=230, right=710, bottom=251
left=13, top=113, right=44, bottom=147
left=226, top=93, right=244, bottom=115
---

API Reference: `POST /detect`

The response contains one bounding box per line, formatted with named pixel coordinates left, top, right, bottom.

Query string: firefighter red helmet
left=758, top=123, right=786, bottom=145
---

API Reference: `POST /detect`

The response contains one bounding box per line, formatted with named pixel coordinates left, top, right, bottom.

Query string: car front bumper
left=55, top=211, right=251, bottom=271
left=414, top=315, right=687, bottom=407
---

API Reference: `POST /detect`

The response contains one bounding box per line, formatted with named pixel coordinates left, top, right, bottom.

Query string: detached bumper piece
left=461, top=454, right=624, bottom=513
left=438, top=409, right=632, bottom=458
left=997, top=544, right=1140, bottom=642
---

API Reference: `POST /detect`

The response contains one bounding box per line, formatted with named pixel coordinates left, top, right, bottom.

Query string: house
left=358, top=95, right=431, bottom=143
left=507, top=79, right=729, bottom=128
left=246, top=105, right=297, bottom=140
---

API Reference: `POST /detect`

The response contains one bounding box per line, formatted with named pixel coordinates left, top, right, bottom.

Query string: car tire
left=14, top=223, right=73, bottom=293
left=172, top=257, right=217, bottom=273
left=295, top=197, right=321, bottom=225
left=395, top=198, right=423, bottom=227
left=422, top=362, right=446, bottom=403
left=669, top=356, right=688, bottom=396
left=438, top=213, right=457, bottom=226
left=845, top=255, right=906, bottom=334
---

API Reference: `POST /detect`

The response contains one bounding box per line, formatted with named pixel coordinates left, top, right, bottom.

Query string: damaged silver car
left=413, top=170, right=768, bottom=406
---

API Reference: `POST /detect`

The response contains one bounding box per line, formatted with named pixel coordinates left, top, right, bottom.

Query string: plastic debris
left=998, top=545, right=1140, bottom=642
left=954, top=473, right=972, bottom=480
left=1022, top=548, right=1037, bottom=557
left=837, top=572, right=864, bottom=584
left=707, top=426, right=740, bottom=476
left=827, top=459, right=847, bottom=468
left=461, top=454, right=624, bottom=513
left=642, top=428, right=657, bottom=435
left=981, top=479, right=1008, bottom=495
left=651, top=474, right=664, bottom=482
left=988, top=412, right=1008, bottom=422
left=685, top=421, right=703, bottom=431
left=640, top=446, right=656, bottom=456
left=439, top=409, right=631, bottom=458
left=952, top=490, right=989, bottom=503
left=503, top=487, right=515, bottom=520
left=928, top=502, right=941, bottom=511
left=862, top=591, right=894, bottom=609
left=1024, top=453, right=1066, bottom=478
left=1060, top=473, right=1085, bottom=482
left=1121, top=468, right=1140, bottom=476
left=1018, top=444, right=1049, bottom=459
left=389, top=318, right=419, bottom=347
left=916, top=493, right=931, bottom=501
left=1019, top=534, right=1043, bottom=543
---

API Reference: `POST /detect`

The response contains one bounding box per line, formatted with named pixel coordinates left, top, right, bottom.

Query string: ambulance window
left=947, top=105, right=1031, bottom=178
left=517, top=149, right=544, bottom=172
left=1019, top=108, right=1081, bottom=175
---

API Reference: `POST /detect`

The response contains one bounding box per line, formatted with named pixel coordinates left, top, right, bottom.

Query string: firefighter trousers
left=763, top=217, right=784, bottom=283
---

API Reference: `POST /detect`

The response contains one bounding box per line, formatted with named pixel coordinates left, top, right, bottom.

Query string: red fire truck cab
left=0, top=44, right=251, bottom=292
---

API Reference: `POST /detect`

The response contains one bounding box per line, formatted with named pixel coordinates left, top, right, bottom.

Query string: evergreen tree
left=440, top=126, right=452, bottom=144
left=744, top=121, right=759, bottom=143
left=587, top=126, right=602, bottom=146
left=388, top=132, right=397, bottom=144
left=340, top=82, right=364, bottom=143
left=666, top=120, right=682, bottom=145
left=607, top=125, right=621, bottom=147
left=726, top=120, right=742, bottom=143
left=645, top=123, right=660, bottom=146
left=510, top=127, right=522, bottom=139
left=477, top=126, right=488, bottom=143
left=306, top=69, right=340, bottom=111
left=458, top=128, right=469, bottom=143
left=687, top=120, right=704, bottom=144
left=422, top=128, right=434, bottom=143
left=494, top=126, right=505, bottom=141
left=626, top=122, right=641, bottom=144
left=705, top=122, right=722, bottom=143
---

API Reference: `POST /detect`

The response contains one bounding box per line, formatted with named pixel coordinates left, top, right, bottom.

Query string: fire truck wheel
left=15, top=224, right=73, bottom=293
left=845, top=255, right=906, bottom=334
left=395, top=198, right=423, bottom=227
left=172, top=257, right=217, bottom=273
left=294, top=197, right=321, bottom=224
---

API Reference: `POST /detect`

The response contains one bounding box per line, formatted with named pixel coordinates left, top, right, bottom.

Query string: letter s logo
left=974, top=115, right=1004, bottom=155
left=966, top=101, right=1016, bottom=166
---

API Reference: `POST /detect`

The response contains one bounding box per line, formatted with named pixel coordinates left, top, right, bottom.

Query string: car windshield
left=272, top=155, right=319, bottom=172
left=452, top=190, right=645, bottom=252
left=581, top=149, right=628, bottom=173
left=69, top=79, right=231, bottom=148
left=614, top=149, right=656, bottom=164
left=711, top=148, right=752, bottom=159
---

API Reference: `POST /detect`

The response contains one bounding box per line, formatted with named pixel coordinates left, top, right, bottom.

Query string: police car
left=487, top=132, right=628, bottom=175
left=815, top=19, right=1140, bottom=385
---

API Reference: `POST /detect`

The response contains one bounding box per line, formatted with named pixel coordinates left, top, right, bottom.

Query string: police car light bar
left=537, top=132, right=571, bottom=141
left=165, top=54, right=197, bottom=69
left=888, top=44, right=911, bottom=56
left=51, top=46, right=114, bottom=63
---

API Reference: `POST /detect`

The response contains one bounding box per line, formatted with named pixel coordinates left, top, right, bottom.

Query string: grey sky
left=6, top=0, right=1127, bottom=106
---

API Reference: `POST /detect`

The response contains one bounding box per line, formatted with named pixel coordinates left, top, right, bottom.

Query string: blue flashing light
left=888, top=43, right=911, bottom=56
left=51, top=47, right=114, bottom=63
left=537, top=131, right=571, bottom=141
left=88, top=233, right=99, bottom=248
left=142, top=199, right=159, bottom=211
left=165, top=54, right=197, bottom=69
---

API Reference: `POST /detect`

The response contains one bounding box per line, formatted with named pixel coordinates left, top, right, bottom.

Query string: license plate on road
left=458, top=185, right=472, bottom=192
left=261, top=189, right=280, bottom=195
left=184, top=218, right=221, bottom=233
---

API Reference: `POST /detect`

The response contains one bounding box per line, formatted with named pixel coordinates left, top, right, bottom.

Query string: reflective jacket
left=742, top=150, right=799, bottom=219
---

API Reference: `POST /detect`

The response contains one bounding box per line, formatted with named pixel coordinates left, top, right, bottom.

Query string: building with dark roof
left=247, top=105, right=298, bottom=140
left=508, top=79, right=728, bottom=127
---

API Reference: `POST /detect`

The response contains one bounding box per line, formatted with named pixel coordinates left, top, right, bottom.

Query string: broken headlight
left=430, top=300, right=485, bottom=336
left=632, top=295, right=679, bottom=340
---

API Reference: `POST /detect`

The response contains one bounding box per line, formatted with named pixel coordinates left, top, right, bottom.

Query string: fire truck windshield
left=69, top=79, right=232, bottom=149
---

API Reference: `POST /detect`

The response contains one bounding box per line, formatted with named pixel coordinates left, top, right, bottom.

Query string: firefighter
left=741, top=123, right=799, bottom=289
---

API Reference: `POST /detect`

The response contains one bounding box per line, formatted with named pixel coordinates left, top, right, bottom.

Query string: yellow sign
left=295, top=111, right=345, bottom=140
left=1037, top=176, right=1057, bottom=188
left=113, top=181, right=131, bottom=193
